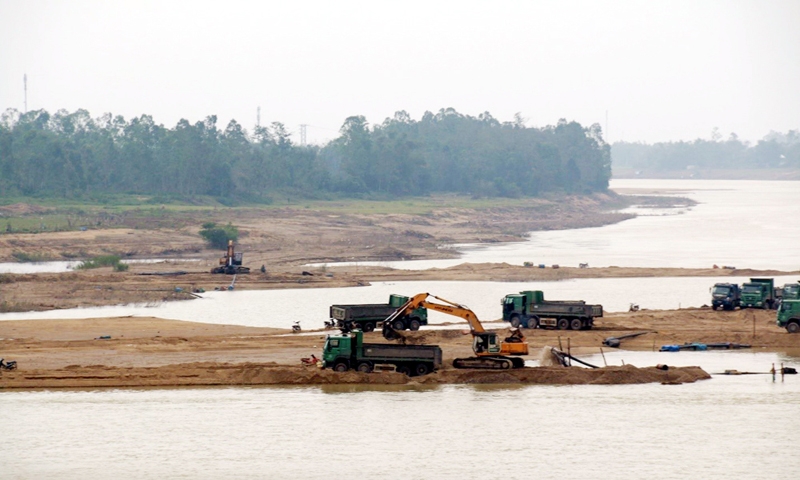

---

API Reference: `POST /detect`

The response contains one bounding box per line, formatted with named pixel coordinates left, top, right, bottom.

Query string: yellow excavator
left=381, top=293, right=528, bottom=369
left=210, top=240, right=251, bottom=274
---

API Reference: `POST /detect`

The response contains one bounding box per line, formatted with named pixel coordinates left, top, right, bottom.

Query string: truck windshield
left=712, top=286, right=731, bottom=295
left=324, top=338, right=339, bottom=351
left=742, top=286, right=762, bottom=294
left=784, top=285, right=799, bottom=297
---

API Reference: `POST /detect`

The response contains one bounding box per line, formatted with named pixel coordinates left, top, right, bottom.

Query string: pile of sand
left=0, top=362, right=709, bottom=389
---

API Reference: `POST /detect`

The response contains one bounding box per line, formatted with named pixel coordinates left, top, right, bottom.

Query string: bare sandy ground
left=1, top=193, right=795, bottom=388
left=2, top=307, right=795, bottom=389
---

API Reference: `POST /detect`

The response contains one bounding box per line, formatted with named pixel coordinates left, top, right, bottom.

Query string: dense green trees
left=612, top=131, right=800, bottom=172
left=0, top=107, right=611, bottom=200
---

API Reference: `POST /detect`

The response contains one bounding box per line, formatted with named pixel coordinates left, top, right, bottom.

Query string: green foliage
left=199, top=222, right=239, bottom=249
left=612, top=131, right=800, bottom=171
left=76, top=255, right=125, bottom=270
left=0, top=106, right=616, bottom=201
left=11, top=251, right=54, bottom=262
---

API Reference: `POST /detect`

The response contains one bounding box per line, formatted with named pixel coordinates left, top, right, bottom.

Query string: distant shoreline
left=612, top=168, right=800, bottom=181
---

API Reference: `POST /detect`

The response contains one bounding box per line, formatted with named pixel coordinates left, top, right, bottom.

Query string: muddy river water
left=2, top=351, right=799, bottom=479
left=2, top=179, right=800, bottom=478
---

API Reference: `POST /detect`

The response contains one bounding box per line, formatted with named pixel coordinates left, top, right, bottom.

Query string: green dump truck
left=741, top=278, right=777, bottom=309
left=321, top=330, right=442, bottom=376
left=777, top=300, right=800, bottom=333
left=781, top=281, right=800, bottom=301
left=710, top=283, right=741, bottom=310
left=329, top=294, right=427, bottom=332
left=502, top=290, right=603, bottom=330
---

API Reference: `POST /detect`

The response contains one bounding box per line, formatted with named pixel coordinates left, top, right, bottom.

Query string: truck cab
left=710, top=283, right=741, bottom=310
left=321, top=334, right=353, bottom=369
left=741, top=278, right=776, bottom=310
left=782, top=282, right=800, bottom=301
left=777, top=300, right=800, bottom=333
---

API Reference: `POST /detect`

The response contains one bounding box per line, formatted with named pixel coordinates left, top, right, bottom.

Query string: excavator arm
left=382, top=293, right=486, bottom=340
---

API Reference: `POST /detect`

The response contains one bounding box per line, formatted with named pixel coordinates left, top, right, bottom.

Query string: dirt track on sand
left=3, top=307, right=796, bottom=389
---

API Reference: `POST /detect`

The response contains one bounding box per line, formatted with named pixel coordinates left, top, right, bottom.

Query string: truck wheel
left=392, top=319, right=405, bottom=331
left=357, top=362, right=373, bottom=373
left=787, top=322, right=800, bottom=334
left=510, top=315, right=521, bottom=328
left=409, top=319, right=421, bottom=331
left=557, top=318, right=569, bottom=330
left=333, top=361, right=349, bottom=373
left=396, top=365, right=411, bottom=376
left=362, top=322, right=375, bottom=333
left=712, top=304, right=718, bottom=311
left=527, top=316, right=539, bottom=329
left=570, top=318, right=583, bottom=331
left=413, top=363, right=429, bottom=376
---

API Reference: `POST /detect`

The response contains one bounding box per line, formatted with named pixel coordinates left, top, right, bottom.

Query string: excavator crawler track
left=453, top=356, right=525, bottom=370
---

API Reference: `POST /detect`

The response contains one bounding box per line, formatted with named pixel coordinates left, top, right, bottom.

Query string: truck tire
left=333, top=361, right=349, bottom=372
left=787, top=322, right=800, bottom=334
left=510, top=315, right=521, bottom=328
left=527, top=316, right=539, bottom=329
left=362, top=322, right=375, bottom=333
left=712, top=304, right=718, bottom=311
left=413, top=363, right=429, bottom=376
left=392, top=319, right=406, bottom=331
left=409, top=318, right=421, bottom=331
left=396, top=364, right=411, bottom=376
left=570, top=318, right=583, bottom=331
left=557, top=318, right=569, bottom=330
left=357, top=361, right=373, bottom=373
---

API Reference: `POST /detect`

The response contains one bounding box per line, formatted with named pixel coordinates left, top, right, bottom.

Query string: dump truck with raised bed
left=321, top=330, right=442, bottom=376
left=710, top=283, right=741, bottom=310
left=777, top=300, right=800, bottom=333
left=502, top=290, right=603, bottom=330
left=741, top=278, right=776, bottom=309
left=382, top=293, right=528, bottom=369
left=329, top=294, right=427, bottom=332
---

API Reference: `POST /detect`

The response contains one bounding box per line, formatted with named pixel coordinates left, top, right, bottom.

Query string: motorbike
left=292, top=321, right=302, bottom=333
left=301, top=354, right=319, bottom=366
left=323, top=319, right=336, bottom=329
left=0, top=358, right=17, bottom=370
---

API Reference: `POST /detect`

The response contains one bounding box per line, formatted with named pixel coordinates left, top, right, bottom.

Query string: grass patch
left=76, top=255, right=128, bottom=271
left=11, top=251, right=55, bottom=263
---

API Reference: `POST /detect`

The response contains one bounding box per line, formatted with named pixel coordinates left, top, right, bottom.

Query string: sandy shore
left=1, top=307, right=793, bottom=389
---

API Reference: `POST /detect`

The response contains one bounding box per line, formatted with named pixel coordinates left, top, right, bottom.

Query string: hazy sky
left=1, top=0, right=798, bottom=145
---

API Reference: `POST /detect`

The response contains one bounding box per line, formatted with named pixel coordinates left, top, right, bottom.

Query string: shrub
left=199, top=222, right=239, bottom=249
left=76, top=255, right=126, bottom=270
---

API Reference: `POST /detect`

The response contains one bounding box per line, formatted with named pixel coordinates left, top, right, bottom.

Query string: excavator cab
left=474, top=333, right=501, bottom=355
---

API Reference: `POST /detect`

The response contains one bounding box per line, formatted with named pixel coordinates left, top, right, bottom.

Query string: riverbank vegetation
left=0, top=107, right=610, bottom=201
left=612, top=130, right=800, bottom=176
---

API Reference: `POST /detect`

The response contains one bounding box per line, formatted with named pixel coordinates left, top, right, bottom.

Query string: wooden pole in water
left=782, top=363, right=785, bottom=382
left=600, top=347, right=607, bottom=367
left=771, top=363, right=776, bottom=382
left=558, top=336, right=563, bottom=352
left=568, top=338, right=571, bottom=367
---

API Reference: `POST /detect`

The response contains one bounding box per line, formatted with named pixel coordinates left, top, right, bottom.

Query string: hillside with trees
left=0, top=108, right=610, bottom=201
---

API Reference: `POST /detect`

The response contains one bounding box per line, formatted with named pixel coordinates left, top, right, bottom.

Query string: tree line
left=612, top=130, right=800, bottom=172
left=0, top=107, right=611, bottom=201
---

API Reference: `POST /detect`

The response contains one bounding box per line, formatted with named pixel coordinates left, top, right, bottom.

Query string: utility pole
left=24, top=74, right=28, bottom=113
left=256, top=106, right=261, bottom=128
left=299, top=124, right=307, bottom=146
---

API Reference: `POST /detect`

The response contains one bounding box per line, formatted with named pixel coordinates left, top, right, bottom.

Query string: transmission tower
left=299, top=124, right=308, bottom=145
left=257, top=106, right=261, bottom=128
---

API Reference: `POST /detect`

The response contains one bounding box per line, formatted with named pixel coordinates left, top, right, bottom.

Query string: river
left=1, top=350, right=798, bottom=479
left=2, top=179, right=799, bottom=478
